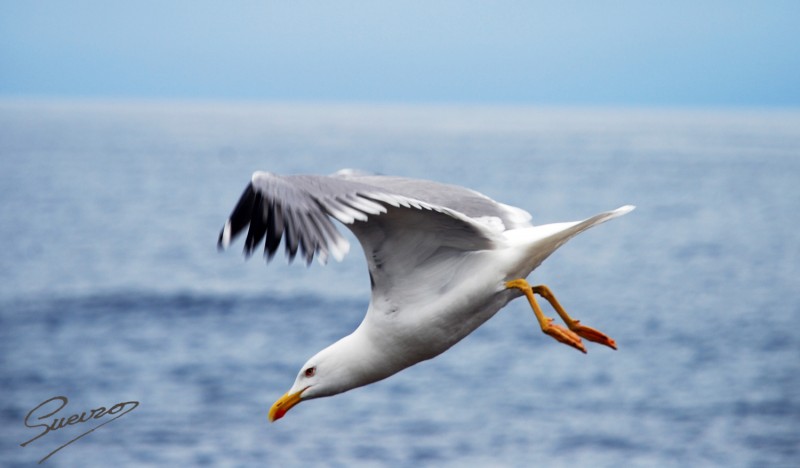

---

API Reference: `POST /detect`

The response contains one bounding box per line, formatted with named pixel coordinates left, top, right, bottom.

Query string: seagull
left=218, top=170, right=634, bottom=422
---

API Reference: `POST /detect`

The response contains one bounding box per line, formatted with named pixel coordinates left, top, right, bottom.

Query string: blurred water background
left=1, top=100, right=798, bottom=467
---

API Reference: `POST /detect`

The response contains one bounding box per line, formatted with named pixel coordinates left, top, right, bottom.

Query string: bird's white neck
left=311, top=325, right=408, bottom=398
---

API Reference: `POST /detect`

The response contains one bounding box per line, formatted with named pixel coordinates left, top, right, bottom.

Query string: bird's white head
left=268, top=330, right=394, bottom=422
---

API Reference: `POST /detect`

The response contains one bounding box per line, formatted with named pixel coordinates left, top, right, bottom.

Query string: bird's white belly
left=367, top=249, right=521, bottom=366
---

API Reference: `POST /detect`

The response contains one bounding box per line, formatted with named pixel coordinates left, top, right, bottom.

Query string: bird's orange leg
left=505, top=279, right=586, bottom=353
left=532, top=284, right=617, bottom=350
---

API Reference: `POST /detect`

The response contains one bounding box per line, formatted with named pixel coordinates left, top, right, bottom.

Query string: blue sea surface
left=1, top=100, right=798, bottom=467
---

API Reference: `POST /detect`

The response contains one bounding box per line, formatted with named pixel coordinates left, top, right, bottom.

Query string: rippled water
left=1, top=100, right=798, bottom=467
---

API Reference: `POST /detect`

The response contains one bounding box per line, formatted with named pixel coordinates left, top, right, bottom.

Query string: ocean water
left=0, top=100, right=798, bottom=467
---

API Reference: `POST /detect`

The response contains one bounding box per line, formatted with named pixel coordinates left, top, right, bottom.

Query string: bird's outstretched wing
left=217, top=171, right=505, bottom=266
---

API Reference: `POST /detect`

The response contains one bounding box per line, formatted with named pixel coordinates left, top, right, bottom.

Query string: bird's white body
left=218, top=170, right=633, bottom=418
left=290, top=205, right=634, bottom=399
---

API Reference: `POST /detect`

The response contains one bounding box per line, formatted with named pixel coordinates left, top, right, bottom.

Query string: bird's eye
left=304, top=367, right=316, bottom=377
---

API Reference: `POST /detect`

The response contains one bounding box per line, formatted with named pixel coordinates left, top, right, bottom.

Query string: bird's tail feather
left=513, top=205, right=635, bottom=272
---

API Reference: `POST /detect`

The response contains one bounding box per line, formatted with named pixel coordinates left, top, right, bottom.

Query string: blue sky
left=1, top=1, right=799, bottom=106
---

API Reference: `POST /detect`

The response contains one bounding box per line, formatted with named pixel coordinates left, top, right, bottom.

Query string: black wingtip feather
left=216, top=230, right=225, bottom=250
left=265, top=201, right=282, bottom=259
left=224, top=185, right=257, bottom=245
left=243, top=192, right=268, bottom=257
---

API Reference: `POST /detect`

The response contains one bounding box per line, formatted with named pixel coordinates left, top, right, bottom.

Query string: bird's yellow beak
left=268, top=388, right=305, bottom=422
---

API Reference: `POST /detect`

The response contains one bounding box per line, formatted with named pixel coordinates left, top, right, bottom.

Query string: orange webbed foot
left=543, top=318, right=587, bottom=354
left=569, top=320, right=617, bottom=350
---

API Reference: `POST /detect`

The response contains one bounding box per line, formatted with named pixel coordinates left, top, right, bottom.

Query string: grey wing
left=218, top=171, right=500, bottom=265
left=334, top=172, right=533, bottom=231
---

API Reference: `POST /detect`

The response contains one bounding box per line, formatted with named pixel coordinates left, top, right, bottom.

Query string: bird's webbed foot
left=567, top=320, right=617, bottom=350
left=541, top=317, right=587, bottom=353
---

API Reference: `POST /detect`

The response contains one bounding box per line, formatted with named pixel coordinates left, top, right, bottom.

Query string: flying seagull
left=218, top=170, right=634, bottom=422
